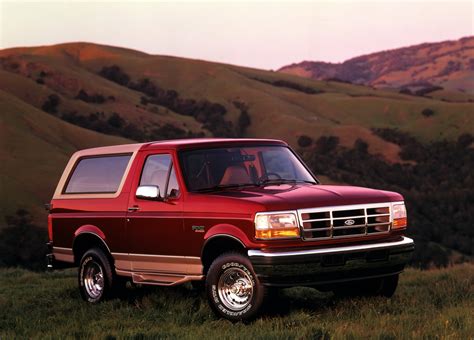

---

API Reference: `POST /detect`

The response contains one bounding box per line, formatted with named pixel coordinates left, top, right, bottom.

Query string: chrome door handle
left=128, top=206, right=140, bottom=212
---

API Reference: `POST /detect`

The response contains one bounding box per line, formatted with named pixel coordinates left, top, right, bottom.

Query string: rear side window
left=64, top=154, right=131, bottom=194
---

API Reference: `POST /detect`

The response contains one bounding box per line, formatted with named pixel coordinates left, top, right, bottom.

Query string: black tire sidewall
left=381, top=274, right=399, bottom=297
left=78, top=248, right=114, bottom=303
left=333, top=274, right=399, bottom=298
left=206, top=253, right=264, bottom=321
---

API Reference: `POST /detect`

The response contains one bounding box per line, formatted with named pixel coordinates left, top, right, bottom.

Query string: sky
left=0, top=0, right=472, bottom=70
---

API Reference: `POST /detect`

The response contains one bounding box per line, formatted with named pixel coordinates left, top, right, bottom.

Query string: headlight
left=255, top=211, right=300, bottom=239
left=391, top=203, right=407, bottom=229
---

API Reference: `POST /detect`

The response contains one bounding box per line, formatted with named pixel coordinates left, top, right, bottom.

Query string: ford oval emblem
left=344, top=219, right=355, bottom=226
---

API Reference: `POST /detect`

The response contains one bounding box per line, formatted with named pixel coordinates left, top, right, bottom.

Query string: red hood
left=210, top=184, right=403, bottom=212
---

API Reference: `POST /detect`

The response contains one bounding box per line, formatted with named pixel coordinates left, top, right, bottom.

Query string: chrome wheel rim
left=83, top=261, right=104, bottom=299
left=217, top=267, right=254, bottom=311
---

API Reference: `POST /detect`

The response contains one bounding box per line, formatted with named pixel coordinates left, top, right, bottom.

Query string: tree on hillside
left=0, top=209, right=47, bottom=271
left=99, top=65, right=130, bottom=86
left=422, top=108, right=435, bottom=117
left=297, top=135, right=313, bottom=148
left=41, top=94, right=60, bottom=114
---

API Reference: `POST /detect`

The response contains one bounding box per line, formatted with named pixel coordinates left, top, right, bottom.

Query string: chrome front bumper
left=248, top=236, right=414, bottom=287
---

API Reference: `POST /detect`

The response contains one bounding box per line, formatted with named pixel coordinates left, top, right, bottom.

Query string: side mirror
left=136, top=185, right=160, bottom=200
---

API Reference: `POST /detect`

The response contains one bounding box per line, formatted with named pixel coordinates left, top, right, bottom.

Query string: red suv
left=47, top=138, right=414, bottom=321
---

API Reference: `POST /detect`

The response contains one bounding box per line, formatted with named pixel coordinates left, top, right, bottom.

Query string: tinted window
left=261, top=148, right=297, bottom=179
left=166, top=166, right=180, bottom=198
left=180, top=145, right=315, bottom=191
left=65, top=154, right=131, bottom=194
left=140, top=154, right=180, bottom=198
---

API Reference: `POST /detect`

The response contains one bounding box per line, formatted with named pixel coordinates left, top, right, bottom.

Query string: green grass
left=1, top=264, right=473, bottom=339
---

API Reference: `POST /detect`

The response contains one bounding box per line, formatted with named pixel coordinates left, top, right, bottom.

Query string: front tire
left=206, top=252, right=265, bottom=321
left=333, top=274, right=399, bottom=298
left=78, top=248, right=114, bottom=303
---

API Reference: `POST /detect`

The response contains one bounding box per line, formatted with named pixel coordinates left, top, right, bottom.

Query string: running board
left=131, top=272, right=204, bottom=286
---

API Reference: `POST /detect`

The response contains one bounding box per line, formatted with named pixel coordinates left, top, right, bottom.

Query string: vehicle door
left=126, top=150, right=184, bottom=272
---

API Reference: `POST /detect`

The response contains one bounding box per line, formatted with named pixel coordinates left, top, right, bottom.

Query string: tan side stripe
left=53, top=247, right=74, bottom=263
left=112, top=253, right=203, bottom=275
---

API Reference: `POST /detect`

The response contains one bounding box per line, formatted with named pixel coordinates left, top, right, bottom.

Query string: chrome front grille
left=298, top=203, right=392, bottom=240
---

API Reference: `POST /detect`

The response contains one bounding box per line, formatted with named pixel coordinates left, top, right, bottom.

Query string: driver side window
left=140, top=154, right=180, bottom=198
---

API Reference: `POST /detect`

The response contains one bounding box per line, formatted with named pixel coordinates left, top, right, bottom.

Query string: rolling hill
left=0, top=41, right=473, bottom=231
left=279, top=36, right=474, bottom=98
left=0, top=89, right=131, bottom=224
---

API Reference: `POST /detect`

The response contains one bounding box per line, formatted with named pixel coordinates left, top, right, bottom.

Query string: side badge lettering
left=192, top=225, right=205, bottom=233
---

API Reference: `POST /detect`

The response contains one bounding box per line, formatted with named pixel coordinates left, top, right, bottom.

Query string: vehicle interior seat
left=220, top=164, right=251, bottom=185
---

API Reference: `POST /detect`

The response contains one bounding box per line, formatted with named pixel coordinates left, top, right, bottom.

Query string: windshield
left=179, top=145, right=317, bottom=192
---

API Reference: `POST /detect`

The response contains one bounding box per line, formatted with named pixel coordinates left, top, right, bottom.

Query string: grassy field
left=1, top=264, right=473, bottom=339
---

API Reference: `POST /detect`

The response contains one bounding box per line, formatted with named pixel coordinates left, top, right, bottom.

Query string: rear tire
left=205, top=252, right=265, bottom=322
left=78, top=248, right=114, bottom=303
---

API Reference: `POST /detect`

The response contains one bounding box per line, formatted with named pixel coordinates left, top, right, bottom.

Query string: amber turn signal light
left=255, top=227, right=300, bottom=239
left=391, top=203, right=407, bottom=229
left=255, top=212, right=300, bottom=239
left=393, top=217, right=407, bottom=229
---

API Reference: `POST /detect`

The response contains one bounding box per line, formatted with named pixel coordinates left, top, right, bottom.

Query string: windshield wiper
left=194, top=183, right=257, bottom=193
left=195, top=179, right=316, bottom=192
left=257, top=179, right=316, bottom=187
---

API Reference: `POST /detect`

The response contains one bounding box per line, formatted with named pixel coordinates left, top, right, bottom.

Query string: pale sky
left=0, top=0, right=472, bottom=69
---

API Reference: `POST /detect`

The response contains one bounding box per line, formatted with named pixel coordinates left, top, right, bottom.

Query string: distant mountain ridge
left=279, top=37, right=474, bottom=93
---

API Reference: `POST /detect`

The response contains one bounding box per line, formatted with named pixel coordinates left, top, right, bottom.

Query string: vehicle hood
left=210, top=184, right=403, bottom=212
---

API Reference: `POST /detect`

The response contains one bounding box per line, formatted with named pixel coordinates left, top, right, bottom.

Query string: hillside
left=0, top=42, right=473, bottom=266
left=1, top=264, right=473, bottom=338
left=279, top=36, right=474, bottom=97
left=0, top=45, right=470, bottom=221
left=0, top=89, right=131, bottom=223
left=1, top=42, right=472, bottom=151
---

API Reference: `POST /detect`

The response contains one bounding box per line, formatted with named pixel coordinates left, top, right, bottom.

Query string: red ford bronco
left=47, top=138, right=414, bottom=321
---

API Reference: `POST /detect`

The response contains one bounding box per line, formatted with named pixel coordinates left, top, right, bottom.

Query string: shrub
left=315, top=136, right=339, bottom=154
left=107, top=112, right=125, bottom=129
left=129, top=78, right=157, bottom=97
left=237, top=111, right=251, bottom=136
left=415, top=86, right=443, bottom=96
left=354, top=139, right=368, bottom=153
left=324, top=77, right=352, bottom=84
left=75, top=89, right=106, bottom=104
left=252, top=77, right=323, bottom=94
left=41, top=94, right=60, bottom=114
left=99, top=65, right=130, bottom=86
left=151, top=124, right=187, bottom=140
left=422, top=108, right=435, bottom=117
left=233, top=101, right=251, bottom=137
left=457, top=134, right=474, bottom=148
left=297, top=135, right=313, bottom=148
left=140, top=96, right=149, bottom=105
left=0, top=209, right=48, bottom=271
